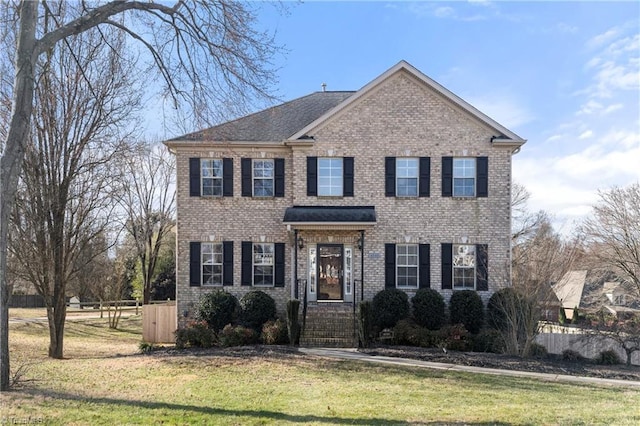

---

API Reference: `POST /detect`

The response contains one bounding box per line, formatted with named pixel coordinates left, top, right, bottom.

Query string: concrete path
left=299, top=347, right=640, bottom=388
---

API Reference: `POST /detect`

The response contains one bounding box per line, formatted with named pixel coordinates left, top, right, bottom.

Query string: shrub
left=195, top=291, right=239, bottom=332
left=240, top=291, right=277, bottom=331
left=528, top=342, right=548, bottom=358
left=487, top=288, right=520, bottom=331
left=139, top=341, right=156, bottom=354
left=411, top=288, right=446, bottom=330
left=471, top=328, right=505, bottom=353
left=357, top=301, right=374, bottom=348
left=393, top=319, right=439, bottom=348
left=286, top=299, right=301, bottom=346
left=261, top=319, right=289, bottom=345
left=596, top=349, right=621, bottom=365
left=562, top=349, right=583, bottom=362
left=449, top=290, right=484, bottom=334
left=439, top=324, right=471, bottom=352
left=219, top=324, right=259, bottom=347
left=175, top=320, right=217, bottom=349
left=372, top=288, right=410, bottom=329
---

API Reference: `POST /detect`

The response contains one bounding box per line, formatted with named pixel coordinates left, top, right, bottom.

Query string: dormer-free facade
left=165, top=61, right=526, bottom=332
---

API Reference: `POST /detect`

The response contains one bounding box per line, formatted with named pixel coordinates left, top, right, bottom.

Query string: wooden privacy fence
left=143, top=302, right=177, bottom=344
left=535, top=332, right=640, bottom=366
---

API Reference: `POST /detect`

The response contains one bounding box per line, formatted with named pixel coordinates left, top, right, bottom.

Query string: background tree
left=117, top=144, right=175, bottom=305
left=1, top=0, right=280, bottom=390
left=8, top=16, right=139, bottom=359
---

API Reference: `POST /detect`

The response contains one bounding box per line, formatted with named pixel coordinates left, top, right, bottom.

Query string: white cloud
left=466, top=94, right=535, bottom=129
left=433, top=6, right=455, bottom=19
left=602, top=103, right=623, bottom=114
left=578, top=130, right=593, bottom=139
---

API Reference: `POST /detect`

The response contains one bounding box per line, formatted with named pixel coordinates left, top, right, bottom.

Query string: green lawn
left=3, top=309, right=640, bottom=425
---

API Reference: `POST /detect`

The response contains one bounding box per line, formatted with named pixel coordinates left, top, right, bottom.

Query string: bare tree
left=1, top=1, right=279, bottom=391
left=8, top=16, right=139, bottom=359
left=117, top=144, right=175, bottom=305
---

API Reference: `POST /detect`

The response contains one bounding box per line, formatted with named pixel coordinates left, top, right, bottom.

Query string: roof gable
left=288, top=60, right=526, bottom=145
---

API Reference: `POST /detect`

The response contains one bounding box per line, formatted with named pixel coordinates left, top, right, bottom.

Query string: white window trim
left=201, top=159, right=223, bottom=197
left=344, top=247, right=353, bottom=295
left=317, top=157, right=343, bottom=197
left=452, top=158, right=476, bottom=197
left=202, top=242, right=223, bottom=286
left=396, top=244, right=419, bottom=289
left=252, top=159, right=274, bottom=197
left=453, top=244, right=476, bottom=289
left=253, top=243, right=274, bottom=287
left=308, top=246, right=317, bottom=294
left=396, top=157, right=418, bottom=197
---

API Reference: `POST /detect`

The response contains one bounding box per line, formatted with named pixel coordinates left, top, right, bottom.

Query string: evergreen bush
left=372, top=288, right=410, bottom=329
left=357, top=301, right=373, bottom=348
left=219, top=324, right=259, bottom=347
left=240, top=290, right=277, bottom=331
left=195, top=290, right=239, bottom=332
left=449, top=290, right=484, bottom=334
left=411, top=288, right=446, bottom=330
left=286, top=299, right=301, bottom=346
left=175, top=320, right=217, bottom=349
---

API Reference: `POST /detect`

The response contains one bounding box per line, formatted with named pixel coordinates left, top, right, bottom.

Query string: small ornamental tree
left=449, top=290, right=484, bottom=334
left=372, top=288, right=410, bottom=329
left=411, top=288, right=446, bottom=330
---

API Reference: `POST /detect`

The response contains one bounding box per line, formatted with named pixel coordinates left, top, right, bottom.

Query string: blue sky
left=247, top=1, right=639, bottom=231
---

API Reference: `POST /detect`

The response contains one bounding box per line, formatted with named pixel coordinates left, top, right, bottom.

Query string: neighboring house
left=164, top=61, right=526, bottom=334
left=553, top=270, right=588, bottom=320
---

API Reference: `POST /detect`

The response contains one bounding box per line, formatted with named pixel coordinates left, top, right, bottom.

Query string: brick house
left=164, top=61, right=526, bottom=342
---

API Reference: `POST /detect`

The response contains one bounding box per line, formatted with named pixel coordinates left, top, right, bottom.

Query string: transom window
left=396, top=158, right=418, bottom=197
left=202, top=243, right=223, bottom=285
left=453, top=158, right=475, bottom=197
left=253, top=159, right=274, bottom=197
left=397, top=244, right=418, bottom=288
left=453, top=244, right=475, bottom=289
left=318, top=158, right=343, bottom=196
left=253, top=243, right=274, bottom=286
left=201, top=159, right=223, bottom=196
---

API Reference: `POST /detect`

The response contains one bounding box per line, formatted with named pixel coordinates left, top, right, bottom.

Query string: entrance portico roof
left=283, top=206, right=376, bottom=230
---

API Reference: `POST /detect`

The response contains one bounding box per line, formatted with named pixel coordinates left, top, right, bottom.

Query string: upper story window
left=396, top=244, right=418, bottom=288
left=253, top=159, right=274, bottom=197
left=202, top=159, right=223, bottom=196
left=253, top=243, right=274, bottom=286
left=453, top=158, right=475, bottom=197
left=453, top=244, right=476, bottom=289
left=202, top=242, right=223, bottom=286
left=189, top=157, right=233, bottom=197
left=307, top=156, right=354, bottom=197
left=318, top=158, right=343, bottom=196
left=385, top=157, right=430, bottom=197
left=441, top=156, right=488, bottom=198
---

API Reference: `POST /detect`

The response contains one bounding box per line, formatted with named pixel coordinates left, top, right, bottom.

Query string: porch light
left=297, top=236, right=304, bottom=250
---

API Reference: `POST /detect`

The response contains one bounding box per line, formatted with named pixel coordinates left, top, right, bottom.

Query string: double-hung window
left=396, top=244, right=418, bottom=288
left=318, top=158, right=343, bottom=196
left=453, top=244, right=476, bottom=289
left=201, top=159, right=223, bottom=196
left=396, top=158, right=418, bottom=197
left=253, top=243, right=274, bottom=286
left=202, top=242, right=223, bottom=286
left=453, top=158, right=475, bottom=197
left=253, top=159, right=274, bottom=197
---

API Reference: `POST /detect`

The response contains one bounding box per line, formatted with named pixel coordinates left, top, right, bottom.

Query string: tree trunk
left=48, top=282, right=67, bottom=359
left=0, top=1, right=38, bottom=392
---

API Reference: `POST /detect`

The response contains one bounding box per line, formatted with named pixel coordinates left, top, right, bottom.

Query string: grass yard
left=2, top=309, right=640, bottom=425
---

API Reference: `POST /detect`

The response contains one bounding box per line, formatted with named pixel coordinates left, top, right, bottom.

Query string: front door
left=317, top=244, right=343, bottom=301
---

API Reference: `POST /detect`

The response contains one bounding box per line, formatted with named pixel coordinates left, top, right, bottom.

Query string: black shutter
left=476, top=244, right=488, bottom=291
left=274, top=243, right=285, bottom=287
left=385, top=244, right=396, bottom=288
left=476, top=157, right=488, bottom=198
left=223, top=241, right=234, bottom=286
left=442, top=157, right=453, bottom=197
left=441, top=243, right=452, bottom=290
left=189, top=158, right=201, bottom=197
left=385, top=157, right=396, bottom=197
left=343, top=157, right=354, bottom=197
left=275, top=158, right=285, bottom=197
left=241, top=241, right=252, bottom=286
left=223, top=158, right=233, bottom=197
left=419, top=244, right=430, bottom=288
left=419, top=157, right=431, bottom=197
left=307, top=157, right=317, bottom=196
left=189, top=242, right=201, bottom=287
left=241, top=158, right=252, bottom=197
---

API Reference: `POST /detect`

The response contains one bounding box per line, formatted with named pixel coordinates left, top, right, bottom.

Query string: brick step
left=300, top=304, right=357, bottom=348
left=299, top=337, right=357, bottom=348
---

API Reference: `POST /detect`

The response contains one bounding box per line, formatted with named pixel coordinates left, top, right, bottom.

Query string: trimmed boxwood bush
left=175, top=320, right=217, bottom=349
left=372, top=288, right=410, bottom=329
left=219, top=324, right=259, bottom=347
left=357, top=301, right=373, bottom=348
left=411, top=288, right=446, bottom=330
left=449, top=290, right=484, bottom=334
left=240, top=290, right=277, bottom=331
left=195, top=291, right=239, bottom=332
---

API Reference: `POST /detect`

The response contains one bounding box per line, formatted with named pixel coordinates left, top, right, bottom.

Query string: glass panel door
left=317, top=244, right=343, bottom=301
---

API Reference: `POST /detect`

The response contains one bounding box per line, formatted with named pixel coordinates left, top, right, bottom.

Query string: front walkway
left=299, top=347, right=640, bottom=388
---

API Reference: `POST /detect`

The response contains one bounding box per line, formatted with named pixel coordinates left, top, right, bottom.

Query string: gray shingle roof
left=170, top=91, right=355, bottom=142
left=283, top=206, right=376, bottom=223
